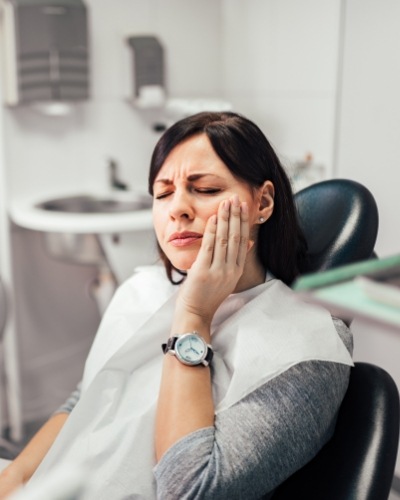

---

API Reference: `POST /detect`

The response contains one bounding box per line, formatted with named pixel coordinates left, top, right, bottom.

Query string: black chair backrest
left=272, top=362, right=400, bottom=500
left=295, top=179, right=379, bottom=273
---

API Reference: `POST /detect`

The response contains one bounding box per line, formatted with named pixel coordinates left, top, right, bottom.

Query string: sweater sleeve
left=154, top=318, right=353, bottom=500
left=53, top=381, right=82, bottom=415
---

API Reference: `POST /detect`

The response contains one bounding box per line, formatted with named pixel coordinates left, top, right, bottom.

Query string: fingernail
left=232, top=194, right=240, bottom=206
left=223, top=200, right=230, bottom=210
left=241, top=202, right=248, bottom=214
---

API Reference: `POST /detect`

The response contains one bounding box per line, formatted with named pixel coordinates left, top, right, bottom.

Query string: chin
left=170, top=259, right=194, bottom=272
left=167, top=252, right=197, bottom=273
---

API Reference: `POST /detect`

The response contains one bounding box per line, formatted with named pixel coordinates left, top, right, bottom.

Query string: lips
left=168, top=231, right=203, bottom=247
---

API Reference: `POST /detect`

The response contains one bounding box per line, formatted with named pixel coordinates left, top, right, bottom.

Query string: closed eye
left=155, top=188, right=221, bottom=200
left=195, top=188, right=221, bottom=195
left=154, top=192, right=172, bottom=200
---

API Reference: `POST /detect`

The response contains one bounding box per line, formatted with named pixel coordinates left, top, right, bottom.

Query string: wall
left=336, top=0, right=400, bottom=257
left=220, top=0, right=342, bottom=177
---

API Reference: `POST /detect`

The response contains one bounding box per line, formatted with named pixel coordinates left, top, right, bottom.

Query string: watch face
left=175, top=333, right=207, bottom=366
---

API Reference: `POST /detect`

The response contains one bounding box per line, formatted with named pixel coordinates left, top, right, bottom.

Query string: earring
left=259, top=217, right=265, bottom=223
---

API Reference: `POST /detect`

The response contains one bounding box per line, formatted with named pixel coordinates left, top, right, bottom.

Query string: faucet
left=109, top=159, right=129, bottom=191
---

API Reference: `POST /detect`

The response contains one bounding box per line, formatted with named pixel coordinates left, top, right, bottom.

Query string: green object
left=310, top=280, right=400, bottom=328
left=294, top=254, right=400, bottom=329
left=293, top=254, right=400, bottom=291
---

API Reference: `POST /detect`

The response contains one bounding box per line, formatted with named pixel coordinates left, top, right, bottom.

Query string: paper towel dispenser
left=127, top=35, right=165, bottom=108
left=1, top=0, right=89, bottom=106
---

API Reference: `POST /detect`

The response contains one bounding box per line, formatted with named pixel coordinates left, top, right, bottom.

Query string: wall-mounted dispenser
left=127, top=35, right=165, bottom=109
left=0, top=0, right=89, bottom=108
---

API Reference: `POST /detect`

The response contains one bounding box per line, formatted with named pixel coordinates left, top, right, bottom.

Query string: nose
left=168, top=189, right=194, bottom=220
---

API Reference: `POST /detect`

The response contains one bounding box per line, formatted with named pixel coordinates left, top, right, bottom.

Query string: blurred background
left=0, top=0, right=399, bottom=494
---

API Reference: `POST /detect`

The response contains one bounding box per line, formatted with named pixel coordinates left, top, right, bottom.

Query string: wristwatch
left=162, top=331, right=213, bottom=367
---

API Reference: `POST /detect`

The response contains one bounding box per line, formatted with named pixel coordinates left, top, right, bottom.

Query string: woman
left=0, top=112, right=353, bottom=499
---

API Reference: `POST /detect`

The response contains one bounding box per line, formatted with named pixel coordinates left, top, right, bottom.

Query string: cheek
left=245, top=196, right=260, bottom=221
left=152, top=207, right=166, bottom=241
left=202, top=203, right=220, bottom=221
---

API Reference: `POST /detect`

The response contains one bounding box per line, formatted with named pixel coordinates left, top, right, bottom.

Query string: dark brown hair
left=148, top=111, right=307, bottom=285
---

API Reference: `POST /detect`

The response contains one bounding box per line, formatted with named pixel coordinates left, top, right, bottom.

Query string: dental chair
left=270, top=179, right=400, bottom=499
left=294, top=178, right=379, bottom=273
left=271, top=362, right=400, bottom=500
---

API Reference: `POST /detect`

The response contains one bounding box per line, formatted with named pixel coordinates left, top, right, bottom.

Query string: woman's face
left=152, top=133, right=269, bottom=272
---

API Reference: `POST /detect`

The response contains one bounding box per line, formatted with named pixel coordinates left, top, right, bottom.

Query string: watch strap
left=162, top=336, right=177, bottom=354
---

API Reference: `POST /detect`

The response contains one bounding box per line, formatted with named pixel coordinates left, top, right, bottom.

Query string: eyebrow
left=154, top=173, right=223, bottom=184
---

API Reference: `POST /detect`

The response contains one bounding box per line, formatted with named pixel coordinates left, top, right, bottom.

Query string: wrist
left=174, top=297, right=215, bottom=329
left=170, top=315, right=211, bottom=343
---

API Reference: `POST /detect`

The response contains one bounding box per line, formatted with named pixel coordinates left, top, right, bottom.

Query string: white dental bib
left=29, top=266, right=353, bottom=499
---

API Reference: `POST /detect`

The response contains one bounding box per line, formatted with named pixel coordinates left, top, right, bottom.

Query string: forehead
left=155, top=134, right=231, bottom=182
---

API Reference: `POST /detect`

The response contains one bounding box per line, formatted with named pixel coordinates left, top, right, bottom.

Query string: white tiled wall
left=336, top=0, right=400, bottom=257
left=221, top=0, right=341, bottom=172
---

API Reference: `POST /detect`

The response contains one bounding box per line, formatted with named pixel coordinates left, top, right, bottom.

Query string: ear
left=256, top=180, right=274, bottom=224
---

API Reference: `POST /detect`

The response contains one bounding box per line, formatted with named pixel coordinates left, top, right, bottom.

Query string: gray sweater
left=56, top=317, right=352, bottom=499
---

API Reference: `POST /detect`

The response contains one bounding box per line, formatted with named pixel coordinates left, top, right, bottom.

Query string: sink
left=9, top=190, right=154, bottom=234
left=9, top=190, right=156, bottom=278
left=9, top=191, right=158, bottom=312
left=36, top=193, right=152, bottom=214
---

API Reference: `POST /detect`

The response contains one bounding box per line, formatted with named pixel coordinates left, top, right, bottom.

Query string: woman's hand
left=0, top=465, right=24, bottom=499
left=173, top=194, right=250, bottom=331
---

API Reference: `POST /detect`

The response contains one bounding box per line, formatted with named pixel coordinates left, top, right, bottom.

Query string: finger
left=236, top=202, right=250, bottom=267
left=193, top=214, right=217, bottom=268
left=226, top=194, right=242, bottom=264
left=212, top=199, right=230, bottom=263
